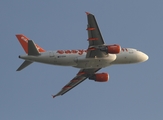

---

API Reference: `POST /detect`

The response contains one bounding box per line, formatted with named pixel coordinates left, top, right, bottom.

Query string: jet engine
left=89, top=73, right=109, bottom=82
left=99, top=44, right=121, bottom=54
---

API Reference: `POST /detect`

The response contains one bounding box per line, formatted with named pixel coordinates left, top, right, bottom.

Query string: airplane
left=16, top=12, right=148, bottom=98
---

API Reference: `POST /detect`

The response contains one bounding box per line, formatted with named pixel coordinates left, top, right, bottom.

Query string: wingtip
left=85, top=12, right=90, bottom=15
left=52, top=95, right=56, bottom=98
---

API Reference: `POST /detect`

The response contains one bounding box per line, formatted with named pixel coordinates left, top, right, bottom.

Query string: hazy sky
left=0, top=0, right=163, bottom=120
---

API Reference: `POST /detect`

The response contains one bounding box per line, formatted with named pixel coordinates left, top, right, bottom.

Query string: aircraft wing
left=86, top=12, right=106, bottom=58
left=52, top=68, right=101, bottom=98
left=52, top=13, right=105, bottom=98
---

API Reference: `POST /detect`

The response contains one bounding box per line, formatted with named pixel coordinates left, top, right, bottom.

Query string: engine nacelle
left=89, top=73, right=109, bottom=82
left=99, top=44, right=121, bottom=54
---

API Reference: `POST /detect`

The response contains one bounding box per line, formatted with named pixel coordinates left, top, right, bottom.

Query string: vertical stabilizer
left=16, top=34, right=46, bottom=71
left=16, top=34, right=45, bottom=54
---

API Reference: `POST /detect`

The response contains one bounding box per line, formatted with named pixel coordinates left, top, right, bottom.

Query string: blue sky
left=0, top=0, right=163, bottom=120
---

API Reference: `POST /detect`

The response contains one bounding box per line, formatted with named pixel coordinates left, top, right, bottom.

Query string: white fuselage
left=19, top=48, right=148, bottom=69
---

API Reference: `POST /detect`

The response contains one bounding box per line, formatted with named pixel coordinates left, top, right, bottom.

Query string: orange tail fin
left=15, top=34, right=45, bottom=54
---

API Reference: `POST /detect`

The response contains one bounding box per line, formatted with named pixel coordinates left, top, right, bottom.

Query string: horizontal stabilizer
left=28, top=40, right=40, bottom=55
left=17, top=60, right=33, bottom=71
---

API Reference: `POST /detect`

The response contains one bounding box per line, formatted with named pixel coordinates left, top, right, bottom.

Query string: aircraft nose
left=137, top=52, right=149, bottom=62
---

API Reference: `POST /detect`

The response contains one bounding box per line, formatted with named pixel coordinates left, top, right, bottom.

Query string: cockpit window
left=121, top=48, right=128, bottom=52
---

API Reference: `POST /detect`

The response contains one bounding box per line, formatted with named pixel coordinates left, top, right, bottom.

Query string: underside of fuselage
left=74, top=54, right=116, bottom=68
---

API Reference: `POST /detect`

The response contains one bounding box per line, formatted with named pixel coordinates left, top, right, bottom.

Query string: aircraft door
left=49, top=51, right=57, bottom=63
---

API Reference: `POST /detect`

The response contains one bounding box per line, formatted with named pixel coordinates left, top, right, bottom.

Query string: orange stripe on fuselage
left=56, top=50, right=87, bottom=55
